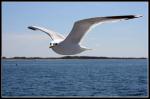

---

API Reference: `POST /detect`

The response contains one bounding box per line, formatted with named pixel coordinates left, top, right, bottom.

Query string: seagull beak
left=49, top=46, right=52, bottom=48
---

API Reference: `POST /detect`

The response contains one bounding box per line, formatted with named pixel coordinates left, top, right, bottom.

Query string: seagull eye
left=50, top=43, right=53, bottom=46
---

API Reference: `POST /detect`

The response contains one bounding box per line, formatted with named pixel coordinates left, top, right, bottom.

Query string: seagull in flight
left=28, top=15, right=142, bottom=55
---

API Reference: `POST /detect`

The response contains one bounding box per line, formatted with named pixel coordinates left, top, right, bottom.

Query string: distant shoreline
left=1, top=56, right=147, bottom=59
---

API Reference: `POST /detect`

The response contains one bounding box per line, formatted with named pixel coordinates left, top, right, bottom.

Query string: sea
left=2, top=59, right=148, bottom=97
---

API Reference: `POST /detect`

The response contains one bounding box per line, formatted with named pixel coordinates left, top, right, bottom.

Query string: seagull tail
left=81, top=46, right=92, bottom=51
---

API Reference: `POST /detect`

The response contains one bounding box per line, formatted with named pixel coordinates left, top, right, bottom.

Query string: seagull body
left=28, top=15, right=142, bottom=55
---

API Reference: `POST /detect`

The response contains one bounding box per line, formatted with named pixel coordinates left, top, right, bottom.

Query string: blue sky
left=2, top=2, right=148, bottom=57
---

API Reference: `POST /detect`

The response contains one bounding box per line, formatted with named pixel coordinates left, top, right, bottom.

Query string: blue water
left=2, top=59, right=148, bottom=97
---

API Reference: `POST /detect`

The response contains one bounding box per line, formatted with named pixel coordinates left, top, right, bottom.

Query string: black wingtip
left=28, top=26, right=36, bottom=30
left=106, top=15, right=142, bottom=20
left=125, top=15, right=143, bottom=20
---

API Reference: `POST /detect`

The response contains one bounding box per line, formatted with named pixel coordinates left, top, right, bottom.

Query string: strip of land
left=1, top=56, right=147, bottom=59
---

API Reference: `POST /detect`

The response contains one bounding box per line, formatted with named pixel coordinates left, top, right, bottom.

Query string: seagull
left=28, top=15, right=142, bottom=55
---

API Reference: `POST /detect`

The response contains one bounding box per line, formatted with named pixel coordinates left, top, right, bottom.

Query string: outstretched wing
left=62, top=15, right=142, bottom=44
left=28, top=26, right=65, bottom=41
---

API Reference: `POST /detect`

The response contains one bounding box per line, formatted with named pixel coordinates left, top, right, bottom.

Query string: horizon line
left=1, top=56, right=148, bottom=59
